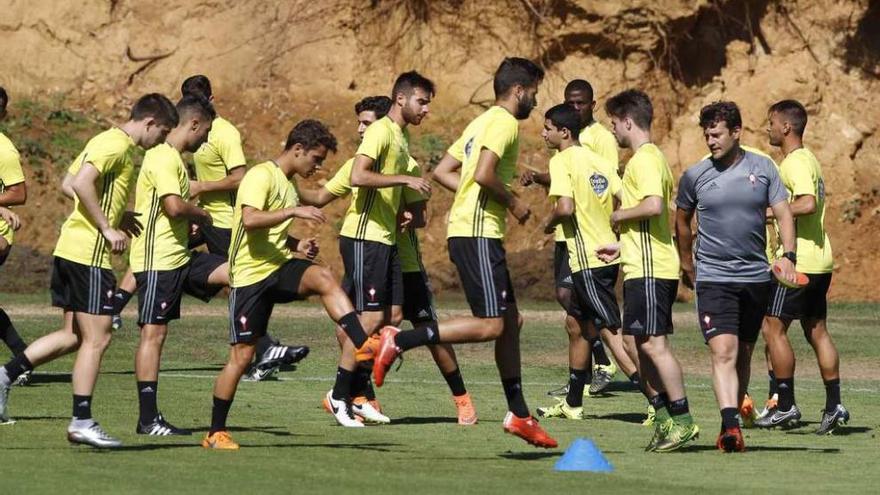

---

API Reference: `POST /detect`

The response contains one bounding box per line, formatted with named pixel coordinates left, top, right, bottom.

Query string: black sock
left=589, top=337, right=611, bottom=367
left=668, top=397, right=690, bottom=416
left=628, top=371, right=640, bottom=386
left=721, top=407, right=739, bottom=429
left=337, top=312, right=367, bottom=349
left=332, top=367, right=354, bottom=401
left=137, top=381, right=159, bottom=423
left=255, top=334, right=276, bottom=357
left=112, top=289, right=134, bottom=315
left=565, top=368, right=589, bottom=408
left=3, top=353, right=33, bottom=382
left=824, top=378, right=841, bottom=412
left=443, top=367, right=467, bottom=397
left=777, top=377, right=795, bottom=411
left=649, top=393, right=668, bottom=413
left=351, top=367, right=371, bottom=398
left=73, top=394, right=92, bottom=420
left=210, top=396, right=233, bottom=434
left=0, top=309, right=27, bottom=355
left=501, top=377, right=529, bottom=418
left=768, top=371, right=778, bottom=398
left=395, top=323, right=440, bottom=351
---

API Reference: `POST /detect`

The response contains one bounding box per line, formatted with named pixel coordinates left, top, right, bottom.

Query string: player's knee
left=555, top=287, right=572, bottom=310
left=230, top=344, right=256, bottom=367
left=481, top=318, right=505, bottom=340
left=83, top=330, right=113, bottom=351
left=310, top=267, right=338, bottom=294
left=389, top=307, right=403, bottom=327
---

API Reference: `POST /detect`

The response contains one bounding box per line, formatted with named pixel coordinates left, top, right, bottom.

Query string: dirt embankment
left=1, top=0, right=878, bottom=300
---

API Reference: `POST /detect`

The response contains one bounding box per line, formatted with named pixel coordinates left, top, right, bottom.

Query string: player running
left=372, top=57, right=558, bottom=449
left=535, top=104, right=622, bottom=420
left=597, top=89, right=698, bottom=452
left=202, top=120, right=372, bottom=449
left=0, top=94, right=178, bottom=446
left=757, top=99, right=849, bottom=434
left=675, top=101, right=798, bottom=452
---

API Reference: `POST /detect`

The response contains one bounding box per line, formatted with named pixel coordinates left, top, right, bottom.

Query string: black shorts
left=623, top=278, right=678, bottom=336
left=188, top=224, right=232, bottom=257
left=766, top=273, right=832, bottom=321
left=229, top=258, right=313, bottom=344
left=50, top=257, right=116, bottom=315
left=135, top=252, right=226, bottom=325
left=554, top=242, right=575, bottom=290
left=448, top=237, right=516, bottom=318
left=402, top=270, right=436, bottom=324
left=339, top=237, right=402, bottom=312
left=571, top=265, right=621, bottom=330
left=696, top=281, right=771, bottom=343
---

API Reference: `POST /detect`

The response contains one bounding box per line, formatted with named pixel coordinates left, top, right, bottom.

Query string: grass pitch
left=0, top=294, right=878, bottom=494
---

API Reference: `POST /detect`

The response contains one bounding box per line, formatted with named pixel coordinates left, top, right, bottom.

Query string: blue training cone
left=554, top=438, right=614, bottom=472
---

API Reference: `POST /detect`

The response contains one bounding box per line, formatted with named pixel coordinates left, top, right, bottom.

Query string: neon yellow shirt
left=777, top=148, right=833, bottom=273
left=192, top=117, right=247, bottom=229
left=0, top=132, right=25, bottom=244
left=398, top=158, right=427, bottom=273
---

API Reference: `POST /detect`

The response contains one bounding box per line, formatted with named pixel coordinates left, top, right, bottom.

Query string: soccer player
left=535, top=104, right=622, bottom=420
left=598, top=89, right=698, bottom=452
left=675, top=101, right=798, bottom=452
left=130, top=95, right=236, bottom=435
left=372, top=57, right=558, bottom=449
left=758, top=99, right=848, bottom=434
left=0, top=94, right=178, bottom=447
left=203, top=120, right=372, bottom=449
left=303, top=95, right=477, bottom=425
left=0, top=87, right=31, bottom=388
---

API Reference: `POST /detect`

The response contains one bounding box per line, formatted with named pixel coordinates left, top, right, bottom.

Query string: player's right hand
left=0, top=207, right=21, bottom=231
left=520, top=170, right=538, bottom=187
left=595, top=243, right=621, bottom=263
left=680, top=262, right=696, bottom=289
left=291, top=206, right=326, bottom=224
left=101, top=227, right=129, bottom=253
left=406, top=177, right=432, bottom=196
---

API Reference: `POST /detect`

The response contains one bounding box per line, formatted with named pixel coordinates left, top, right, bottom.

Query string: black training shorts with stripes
left=696, top=280, right=771, bottom=343
left=228, top=258, right=314, bottom=344
left=50, top=256, right=116, bottom=315
left=402, top=270, right=437, bottom=324
left=135, top=252, right=226, bottom=326
left=766, top=272, right=832, bottom=321
left=571, top=264, right=621, bottom=330
left=622, top=277, right=678, bottom=336
left=188, top=224, right=232, bottom=257
left=553, top=242, right=575, bottom=290
left=448, top=237, right=516, bottom=318
left=339, top=236, right=402, bottom=312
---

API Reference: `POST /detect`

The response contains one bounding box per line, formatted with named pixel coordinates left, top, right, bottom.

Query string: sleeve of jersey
left=324, top=161, right=352, bottom=197
left=781, top=157, right=814, bottom=198
left=597, top=134, right=620, bottom=166
left=674, top=170, right=697, bottom=210
left=83, top=140, right=122, bottom=175
left=355, top=124, right=388, bottom=161
left=547, top=156, right=572, bottom=199
left=67, top=150, right=86, bottom=175
left=217, top=125, right=247, bottom=170
left=447, top=134, right=466, bottom=162
left=480, top=116, right=517, bottom=158
left=766, top=162, right=789, bottom=206
left=0, top=150, right=25, bottom=186
left=608, top=170, right=623, bottom=197
left=151, top=155, right=183, bottom=199
left=237, top=167, right=272, bottom=210
left=631, top=155, right=664, bottom=200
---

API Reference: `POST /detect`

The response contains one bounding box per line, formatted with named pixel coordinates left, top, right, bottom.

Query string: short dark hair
left=354, top=96, right=392, bottom=118
left=176, top=94, right=216, bottom=123
left=130, top=93, right=179, bottom=127
left=391, top=71, right=435, bottom=99
left=699, top=101, right=742, bottom=131
left=493, top=57, right=545, bottom=98
left=605, top=89, right=653, bottom=129
left=769, top=99, right=808, bottom=136
left=0, top=87, right=8, bottom=112
left=564, top=79, right=594, bottom=101
left=284, top=119, right=337, bottom=152
left=544, top=104, right=583, bottom=137
left=181, top=75, right=213, bottom=100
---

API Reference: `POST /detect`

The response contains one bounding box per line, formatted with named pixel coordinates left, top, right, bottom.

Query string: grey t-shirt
left=676, top=149, right=788, bottom=283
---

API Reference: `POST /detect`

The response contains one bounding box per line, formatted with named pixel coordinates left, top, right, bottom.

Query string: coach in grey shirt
left=674, top=101, right=798, bottom=452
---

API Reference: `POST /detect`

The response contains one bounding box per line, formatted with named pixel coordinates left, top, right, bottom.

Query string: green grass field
left=1, top=294, right=878, bottom=494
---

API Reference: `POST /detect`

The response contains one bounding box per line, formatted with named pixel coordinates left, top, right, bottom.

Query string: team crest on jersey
left=590, top=173, right=609, bottom=194
left=464, top=137, right=475, bottom=158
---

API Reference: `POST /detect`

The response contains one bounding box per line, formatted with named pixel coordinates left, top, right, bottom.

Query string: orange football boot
left=716, top=426, right=746, bottom=453
left=502, top=412, right=558, bottom=448
left=453, top=393, right=478, bottom=426
left=202, top=431, right=240, bottom=450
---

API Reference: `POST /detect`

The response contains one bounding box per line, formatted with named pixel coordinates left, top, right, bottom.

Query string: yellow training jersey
left=619, top=143, right=679, bottom=281
left=398, top=157, right=427, bottom=273
left=53, top=128, right=136, bottom=269
left=192, top=116, right=247, bottom=229
left=129, top=143, right=192, bottom=272
left=0, top=132, right=25, bottom=244
left=324, top=158, right=354, bottom=198
left=338, top=116, right=409, bottom=245
left=228, top=161, right=299, bottom=287
left=777, top=148, right=833, bottom=273
left=549, top=145, right=621, bottom=273
left=447, top=106, right=519, bottom=239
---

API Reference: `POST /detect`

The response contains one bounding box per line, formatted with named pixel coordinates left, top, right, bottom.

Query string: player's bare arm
left=767, top=193, right=816, bottom=219
left=674, top=207, right=696, bottom=289
left=189, top=165, right=245, bottom=198
left=473, top=148, right=529, bottom=223
left=542, top=196, right=573, bottom=234
left=770, top=199, right=798, bottom=283
left=0, top=181, right=25, bottom=206
left=240, top=204, right=325, bottom=230
left=432, top=153, right=462, bottom=192
left=351, top=154, right=431, bottom=195
left=71, top=162, right=128, bottom=253
left=297, top=186, right=338, bottom=208
left=610, top=195, right=663, bottom=227
left=162, top=194, right=212, bottom=224
left=61, top=172, right=76, bottom=200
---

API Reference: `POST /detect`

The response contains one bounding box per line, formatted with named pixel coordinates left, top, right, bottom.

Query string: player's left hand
left=772, top=258, right=797, bottom=286
left=595, top=243, right=621, bottom=263
left=297, top=238, right=319, bottom=260
left=119, top=211, right=143, bottom=237
left=0, top=207, right=21, bottom=231
left=543, top=221, right=555, bottom=235
left=398, top=210, right=414, bottom=231
left=189, top=180, right=203, bottom=198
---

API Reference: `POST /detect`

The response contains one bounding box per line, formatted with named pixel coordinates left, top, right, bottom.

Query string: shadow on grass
left=498, top=451, right=561, bottom=461
left=391, top=416, right=459, bottom=425
left=7, top=415, right=68, bottom=421
left=187, top=425, right=316, bottom=437
left=783, top=425, right=872, bottom=437
left=25, top=373, right=71, bottom=385
left=681, top=445, right=841, bottom=453
left=106, top=366, right=224, bottom=375
left=591, top=412, right=646, bottom=424
left=5, top=442, right=403, bottom=453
